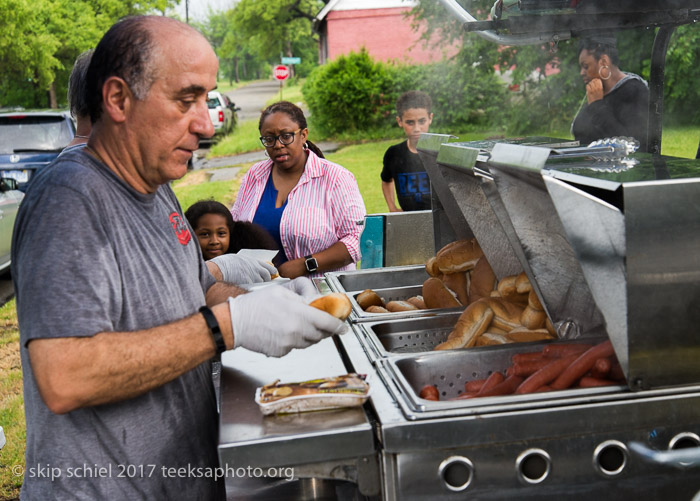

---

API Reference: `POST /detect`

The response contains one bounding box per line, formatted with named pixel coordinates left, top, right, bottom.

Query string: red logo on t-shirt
left=169, top=212, right=191, bottom=245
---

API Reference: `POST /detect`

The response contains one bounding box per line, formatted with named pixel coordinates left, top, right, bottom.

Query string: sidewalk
left=193, top=141, right=340, bottom=182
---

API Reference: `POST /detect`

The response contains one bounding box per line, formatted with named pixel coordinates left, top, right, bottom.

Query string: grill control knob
left=438, top=456, right=474, bottom=492
left=593, top=440, right=629, bottom=477
left=516, top=448, right=551, bottom=485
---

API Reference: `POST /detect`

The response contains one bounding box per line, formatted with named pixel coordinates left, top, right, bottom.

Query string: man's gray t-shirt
left=12, top=149, right=221, bottom=500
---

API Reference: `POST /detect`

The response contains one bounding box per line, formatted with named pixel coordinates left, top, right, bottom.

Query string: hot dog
left=509, top=358, right=555, bottom=377
left=578, top=376, right=618, bottom=388
left=464, top=379, right=487, bottom=393
left=590, top=357, right=612, bottom=379
left=419, top=385, right=440, bottom=401
left=550, top=341, right=615, bottom=390
left=476, top=375, right=524, bottom=398
left=515, top=354, right=579, bottom=394
left=476, top=371, right=505, bottom=394
left=542, top=343, right=593, bottom=359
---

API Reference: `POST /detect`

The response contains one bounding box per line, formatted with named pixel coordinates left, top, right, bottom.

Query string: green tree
left=0, top=0, right=177, bottom=109
left=228, top=0, right=325, bottom=77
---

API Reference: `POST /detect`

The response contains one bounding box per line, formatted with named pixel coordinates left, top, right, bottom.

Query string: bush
left=303, top=49, right=397, bottom=136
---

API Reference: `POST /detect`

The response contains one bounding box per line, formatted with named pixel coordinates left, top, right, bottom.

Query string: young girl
left=185, top=199, right=277, bottom=260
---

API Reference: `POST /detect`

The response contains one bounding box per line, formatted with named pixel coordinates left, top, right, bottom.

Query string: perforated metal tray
left=325, top=266, right=463, bottom=323
left=357, top=313, right=461, bottom=360
left=376, top=339, right=624, bottom=420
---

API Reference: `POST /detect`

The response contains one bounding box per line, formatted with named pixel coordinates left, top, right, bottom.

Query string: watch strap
left=199, top=306, right=226, bottom=354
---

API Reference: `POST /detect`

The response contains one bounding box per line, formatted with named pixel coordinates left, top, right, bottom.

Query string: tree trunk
left=234, top=56, right=240, bottom=83
left=48, top=82, right=58, bottom=109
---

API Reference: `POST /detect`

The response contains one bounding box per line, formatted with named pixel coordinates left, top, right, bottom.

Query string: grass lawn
left=0, top=299, right=24, bottom=500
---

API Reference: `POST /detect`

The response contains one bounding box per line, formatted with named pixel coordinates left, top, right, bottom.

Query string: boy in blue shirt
left=380, top=90, right=433, bottom=212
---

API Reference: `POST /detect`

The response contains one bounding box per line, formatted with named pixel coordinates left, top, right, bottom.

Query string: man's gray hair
left=85, top=16, right=166, bottom=122
left=67, top=50, right=94, bottom=120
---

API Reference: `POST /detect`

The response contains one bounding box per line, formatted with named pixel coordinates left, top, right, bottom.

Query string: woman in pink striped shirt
left=231, top=101, right=366, bottom=279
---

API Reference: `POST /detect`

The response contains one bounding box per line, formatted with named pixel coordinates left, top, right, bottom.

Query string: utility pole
left=185, top=0, right=189, bottom=24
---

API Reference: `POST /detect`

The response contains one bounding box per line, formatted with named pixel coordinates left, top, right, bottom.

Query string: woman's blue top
left=252, top=172, right=288, bottom=266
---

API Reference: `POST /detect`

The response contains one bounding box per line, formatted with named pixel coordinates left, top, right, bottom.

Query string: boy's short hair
left=396, top=90, right=432, bottom=117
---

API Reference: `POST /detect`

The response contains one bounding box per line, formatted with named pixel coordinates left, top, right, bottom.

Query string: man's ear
left=396, top=116, right=403, bottom=127
left=101, top=76, right=131, bottom=124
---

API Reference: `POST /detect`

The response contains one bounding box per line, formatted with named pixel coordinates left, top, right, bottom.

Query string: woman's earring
left=304, top=142, right=309, bottom=151
left=264, top=150, right=270, bottom=158
left=599, top=65, right=611, bottom=80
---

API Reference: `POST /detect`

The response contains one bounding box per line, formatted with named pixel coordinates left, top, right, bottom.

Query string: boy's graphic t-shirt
left=381, top=140, right=431, bottom=211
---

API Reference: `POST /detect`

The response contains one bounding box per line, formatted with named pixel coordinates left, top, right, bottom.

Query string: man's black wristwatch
left=304, top=255, right=318, bottom=273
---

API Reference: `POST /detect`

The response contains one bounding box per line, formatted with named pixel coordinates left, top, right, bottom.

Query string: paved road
left=225, top=80, right=281, bottom=121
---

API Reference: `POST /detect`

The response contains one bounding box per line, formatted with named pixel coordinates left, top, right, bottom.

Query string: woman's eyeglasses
left=259, top=129, right=302, bottom=148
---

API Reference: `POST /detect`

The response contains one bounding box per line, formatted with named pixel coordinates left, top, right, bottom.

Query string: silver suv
left=206, top=91, right=237, bottom=139
left=0, top=176, right=23, bottom=275
left=0, top=110, right=76, bottom=191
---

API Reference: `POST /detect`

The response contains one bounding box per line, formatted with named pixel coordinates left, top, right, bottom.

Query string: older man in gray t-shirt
left=12, top=16, right=346, bottom=500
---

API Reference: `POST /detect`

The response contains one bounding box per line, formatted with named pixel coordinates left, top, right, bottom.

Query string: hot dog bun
left=365, top=305, right=390, bottom=314
left=520, top=305, right=547, bottom=330
left=505, top=327, right=554, bottom=343
left=497, top=274, right=528, bottom=304
left=435, top=239, right=483, bottom=274
left=425, top=256, right=441, bottom=277
left=442, top=271, right=469, bottom=306
left=515, top=271, right=531, bottom=294
left=469, top=256, right=497, bottom=303
left=386, top=300, right=419, bottom=312
left=434, top=299, right=493, bottom=350
left=309, top=293, right=352, bottom=320
left=356, top=289, right=384, bottom=310
left=476, top=332, right=512, bottom=346
left=486, top=297, right=525, bottom=332
left=406, top=295, right=427, bottom=309
left=422, top=277, right=463, bottom=309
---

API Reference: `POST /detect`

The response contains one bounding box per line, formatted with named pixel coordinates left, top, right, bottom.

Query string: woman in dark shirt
left=571, top=37, right=650, bottom=152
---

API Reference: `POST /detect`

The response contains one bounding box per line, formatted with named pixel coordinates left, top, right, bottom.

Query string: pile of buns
left=355, top=238, right=557, bottom=350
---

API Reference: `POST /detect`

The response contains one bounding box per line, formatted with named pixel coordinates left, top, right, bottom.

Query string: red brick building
left=314, top=0, right=454, bottom=64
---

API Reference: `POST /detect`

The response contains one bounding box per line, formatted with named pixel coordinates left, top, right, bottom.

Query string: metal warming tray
left=376, top=339, right=626, bottom=420
left=355, top=312, right=462, bottom=361
left=325, top=265, right=462, bottom=323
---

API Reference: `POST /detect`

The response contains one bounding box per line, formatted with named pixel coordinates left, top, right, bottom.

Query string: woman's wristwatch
left=304, top=255, right=318, bottom=273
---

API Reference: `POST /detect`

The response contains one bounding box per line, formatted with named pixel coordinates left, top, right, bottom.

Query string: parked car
left=0, top=177, right=24, bottom=275
left=206, top=91, right=237, bottom=140
left=0, top=110, right=76, bottom=191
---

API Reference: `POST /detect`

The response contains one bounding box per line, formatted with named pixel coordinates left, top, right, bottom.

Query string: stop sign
left=273, top=65, right=290, bottom=81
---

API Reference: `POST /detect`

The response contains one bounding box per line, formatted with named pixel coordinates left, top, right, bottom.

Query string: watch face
left=305, top=257, right=318, bottom=272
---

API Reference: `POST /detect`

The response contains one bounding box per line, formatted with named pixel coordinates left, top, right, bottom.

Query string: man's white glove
left=209, top=254, right=277, bottom=284
left=228, top=286, right=348, bottom=357
left=278, top=277, right=320, bottom=301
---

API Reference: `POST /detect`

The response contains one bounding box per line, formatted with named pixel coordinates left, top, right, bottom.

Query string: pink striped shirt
left=231, top=151, right=366, bottom=277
